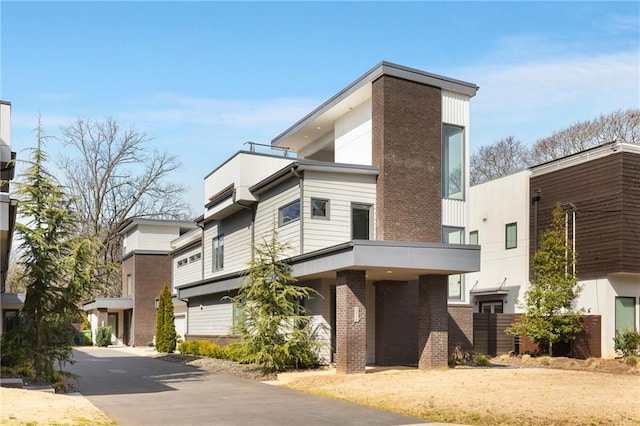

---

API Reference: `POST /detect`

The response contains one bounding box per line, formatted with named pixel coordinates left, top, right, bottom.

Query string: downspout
left=291, top=166, right=303, bottom=254
left=530, top=189, right=541, bottom=280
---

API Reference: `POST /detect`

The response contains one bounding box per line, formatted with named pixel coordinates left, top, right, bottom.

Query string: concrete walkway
left=69, top=347, right=432, bottom=426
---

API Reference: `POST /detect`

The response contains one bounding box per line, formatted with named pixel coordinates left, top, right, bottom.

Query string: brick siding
left=418, top=275, right=448, bottom=369
left=335, top=270, right=367, bottom=374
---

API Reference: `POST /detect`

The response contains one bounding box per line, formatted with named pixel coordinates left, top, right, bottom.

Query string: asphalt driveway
left=69, top=347, right=427, bottom=426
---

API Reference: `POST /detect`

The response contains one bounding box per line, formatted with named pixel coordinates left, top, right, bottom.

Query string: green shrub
left=95, top=326, right=112, bottom=347
left=474, top=354, right=490, bottom=366
left=613, top=328, right=640, bottom=358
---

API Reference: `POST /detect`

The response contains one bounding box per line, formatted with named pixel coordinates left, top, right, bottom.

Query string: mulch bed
left=154, top=353, right=278, bottom=381
left=490, top=355, right=639, bottom=375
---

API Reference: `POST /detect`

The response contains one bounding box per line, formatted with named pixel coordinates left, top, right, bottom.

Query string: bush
left=448, top=345, right=471, bottom=367
left=95, top=326, right=112, bottom=347
left=539, top=356, right=551, bottom=366
left=624, top=356, right=637, bottom=367
left=473, top=354, right=490, bottom=366
left=613, top=328, right=640, bottom=358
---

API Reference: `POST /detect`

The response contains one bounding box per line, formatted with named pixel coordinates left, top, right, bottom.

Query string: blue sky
left=2, top=1, right=638, bottom=214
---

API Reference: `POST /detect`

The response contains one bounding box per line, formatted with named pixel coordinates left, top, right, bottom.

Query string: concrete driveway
left=69, top=347, right=427, bottom=426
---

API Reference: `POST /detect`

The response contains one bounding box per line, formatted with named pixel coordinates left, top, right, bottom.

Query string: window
left=615, top=297, right=636, bottom=333
left=212, top=235, right=224, bottom=272
left=469, top=230, right=479, bottom=245
left=177, top=258, right=188, bottom=268
left=442, top=226, right=464, bottom=300
left=506, top=222, right=517, bottom=249
left=311, top=198, right=329, bottom=219
left=442, top=124, right=464, bottom=200
left=279, top=200, right=300, bottom=226
left=189, top=253, right=201, bottom=263
left=351, top=203, right=372, bottom=240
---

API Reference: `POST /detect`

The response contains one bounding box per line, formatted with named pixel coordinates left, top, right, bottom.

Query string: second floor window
left=506, top=222, right=517, bottom=249
left=212, top=235, right=224, bottom=271
left=279, top=200, right=300, bottom=226
left=442, top=124, right=465, bottom=200
left=352, top=203, right=372, bottom=240
left=469, top=230, right=479, bottom=245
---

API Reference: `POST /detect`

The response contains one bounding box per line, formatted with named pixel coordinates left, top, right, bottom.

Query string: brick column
left=336, top=270, right=366, bottom=374
left=418, top=275, right=448, bottom=369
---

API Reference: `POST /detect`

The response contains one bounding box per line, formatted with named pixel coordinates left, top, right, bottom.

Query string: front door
left=108, top=313, right=118, bottom=343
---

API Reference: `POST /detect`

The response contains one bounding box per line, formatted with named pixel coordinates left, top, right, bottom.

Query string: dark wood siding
left=530, top=151, right=640, bottom=279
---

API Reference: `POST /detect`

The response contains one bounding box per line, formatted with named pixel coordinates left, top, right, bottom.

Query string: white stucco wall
left=467, top=170, right=532, bottom=311
left=334, top=99, right=372, bottom=166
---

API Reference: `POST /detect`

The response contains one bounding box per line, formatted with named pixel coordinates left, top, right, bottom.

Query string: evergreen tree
left=1, top=118, right=97, bottom=381
left=155, top=284, right=176, bottom=353
left=508, top=203, right=583, bottom=356
left=228, top=230, right=321, bottom=373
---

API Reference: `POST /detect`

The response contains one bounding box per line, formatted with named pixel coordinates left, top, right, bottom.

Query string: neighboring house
left=0, top=100, right=20, bottom=336
left=83, top=218, right=196, bottom=346
left=467, top=141, right=640, bottom=358
left=174, top=61, right=481, bottom=373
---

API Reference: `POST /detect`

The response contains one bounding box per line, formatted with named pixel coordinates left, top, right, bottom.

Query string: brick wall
left=448, top=304, right=473, bottom=355
left=418, top=275, right=448, bottom=369
left=132, top=253, right=172, bottom=346
left=372, top=75, right=442, bottom=243
left=375, top=281, right=418, bottom=366
left=335, top=270, right=366, bottom=374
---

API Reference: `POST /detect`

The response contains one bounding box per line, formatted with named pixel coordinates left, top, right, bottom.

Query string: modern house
left=0, top=100, right=20, bottom=336
left=83, top=218, right=196, bottom=346
left=467, top=141, right=640, bottom=358
left=173, top=61, right=481, bottom=373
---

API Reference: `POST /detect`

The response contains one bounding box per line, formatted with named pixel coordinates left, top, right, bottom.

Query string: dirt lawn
left=2, top=355, right=638, bottom=425
left=285, top=366, right=640, bottom=425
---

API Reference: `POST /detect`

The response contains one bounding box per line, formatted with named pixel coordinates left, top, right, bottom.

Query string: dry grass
left=0, top=387, right=114, bottom=425
left=285, top=367, right=640, bottom=425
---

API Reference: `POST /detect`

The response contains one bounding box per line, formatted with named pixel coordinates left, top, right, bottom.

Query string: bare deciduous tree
left=531, top=109, right=640, bottom=164
left=58, top=118, right=192, bottom=296
left=470, top=136, right=530, bottom=185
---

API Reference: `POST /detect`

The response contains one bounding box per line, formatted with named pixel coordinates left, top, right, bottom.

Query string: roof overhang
left=177, top=240, right=480, bottom=300
left=271, top=61, right=479, bottom=152
left=82, top=298, right=133, bottom=311
left=0, top=292, right=25, bottom=307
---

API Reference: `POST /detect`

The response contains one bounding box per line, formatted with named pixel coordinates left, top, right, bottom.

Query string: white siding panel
left=303, top=171, right=376, bottom=253
left=442, top=198, right=466, bottom=228
left=220, top=210, right=252, bottom=274
left=304, top=279, right=331, bottom=364
left=188, top=297, right=233, bottom=335
left=334, top=99, right=372, bottom=165
left=254, top=179, right=301, bottom=258
left=202, top=222, right=219, bottom=280
left=442, top=91, right=469, bottom=127
left=173, top=245, right=203, bottom=291
left=137, top=224, right=180, bottom=251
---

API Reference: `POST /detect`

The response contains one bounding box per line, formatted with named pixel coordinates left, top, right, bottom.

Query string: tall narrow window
left=442, top=124, right=464, bottom=200
left=212, top=235, right=224, bottom=272
left=506, top=222, right=517, bottom=249
left=126, top=274, right=133, bottom=297
left=352, top=203, right=372, bottom=240
left=615, top=297, right=636, bottom=333
left=442, top=226, right=464, bottom=300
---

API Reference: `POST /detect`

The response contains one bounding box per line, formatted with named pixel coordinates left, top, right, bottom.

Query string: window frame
left=442, top=226, right=465, bottom=301
left=351, top=203, right=372, bottom=240
left=310, top=198, right=330, bottom=220
left=505, top=222, right=518, bottom=249
left=212, top=235, right=224, bottom=272
left=278, top=199, right=301, bottom=227
left=442, top=123, right=465, bottom=200
left=615, top=296, right=637, bottom=333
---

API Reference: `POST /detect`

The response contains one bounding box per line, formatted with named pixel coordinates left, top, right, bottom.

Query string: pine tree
left=508, top=203, right=583, bottom=356
left=1, top=118, right=97, bottom=381
left=228, top=230, right=321, bottom=373
left=155, top=284, right=176, bottom=353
